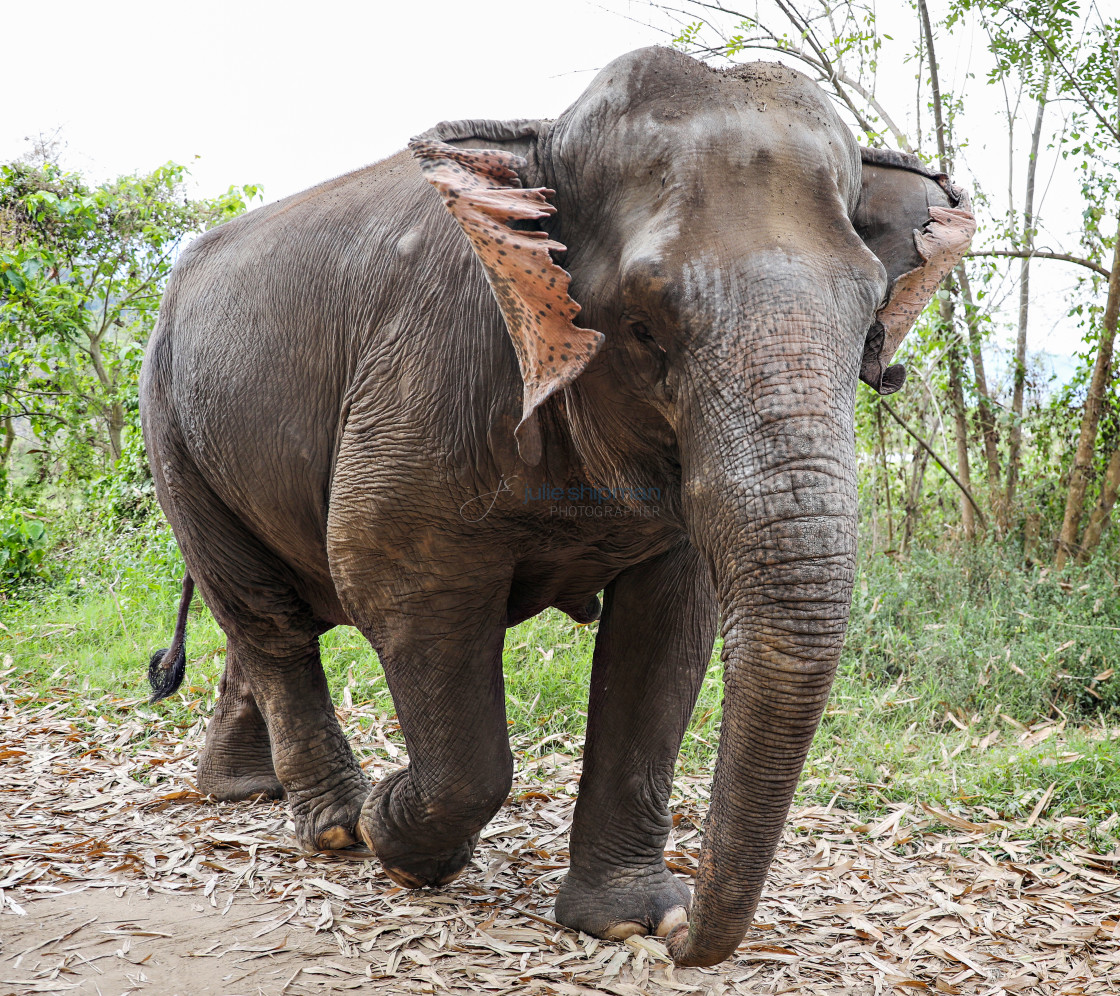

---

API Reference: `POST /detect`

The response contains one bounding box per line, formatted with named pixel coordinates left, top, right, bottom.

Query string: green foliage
left=0, top=158, right=259, bottom=473
left=845, top=544, right=1120, bottom=721
left=0, top=507, right=48, bottom=590
left=947, top=0, right=1077, bottom=95
left=84, top=427, right=161, bottom=524
left=4, top=510, right=1118, bottom=822
left=672, top=20, right=703, bottom=48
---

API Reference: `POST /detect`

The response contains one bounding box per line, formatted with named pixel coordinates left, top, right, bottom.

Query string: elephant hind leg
left=190, top=562, right=368, bottom=850
left=197, top=642, right=283, bottom=802
left=234, top=632, right=369, bottom=851
left=186, top=552, right=367, bottom=851
left=147, top=435, right=366, bottom=849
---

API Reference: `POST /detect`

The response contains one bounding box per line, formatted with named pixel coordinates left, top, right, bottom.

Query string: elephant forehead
left=552, top=61, right=860, bottom=210
left=570, top=47, right=833, bottom=122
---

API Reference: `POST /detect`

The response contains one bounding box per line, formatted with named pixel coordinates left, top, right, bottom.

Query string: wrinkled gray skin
left=141, top=48, right=962, bottom=966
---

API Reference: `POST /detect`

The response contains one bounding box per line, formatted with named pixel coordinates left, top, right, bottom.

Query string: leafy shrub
left=85, top=428, right=159, bottom=525
left=844, top=545, right=1120, bottom=722
left=0, top=508, right=50, bottom=590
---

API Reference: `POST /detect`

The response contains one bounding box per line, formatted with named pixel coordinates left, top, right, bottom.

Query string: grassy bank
left=3, top=499, right=1119, bottom=843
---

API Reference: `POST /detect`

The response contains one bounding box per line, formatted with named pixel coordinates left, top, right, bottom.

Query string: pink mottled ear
left=410, top=138, right=604, bottom=466
left=874, top=202, right=976, bottom=374
left=855, top=151, right=977, bottom=395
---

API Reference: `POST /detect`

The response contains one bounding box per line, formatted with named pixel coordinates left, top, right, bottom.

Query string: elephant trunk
left=666, top=383, right=859, bottom=966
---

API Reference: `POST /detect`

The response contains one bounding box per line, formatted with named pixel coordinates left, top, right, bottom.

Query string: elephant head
left=412, top=49, right=973, bottom=965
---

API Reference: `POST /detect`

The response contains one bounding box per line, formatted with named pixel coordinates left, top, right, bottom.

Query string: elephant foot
left=288, top=773, right=371, bottom=853
left=197, top=766, right=285, bottom=802
left=198, top=655, right=284, bottom=802
left=362, top=831, right=478, bottom=888
left=554, top=863, right=691, bottom=940
left=197, top=727, right=284, bottom=802
left=357, top=768, right=480, bottom=887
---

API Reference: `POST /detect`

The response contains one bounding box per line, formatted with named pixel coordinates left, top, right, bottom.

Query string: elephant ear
left=410, top=138, right=604, bottom=466
left=854, top=149, right=976, bottom=395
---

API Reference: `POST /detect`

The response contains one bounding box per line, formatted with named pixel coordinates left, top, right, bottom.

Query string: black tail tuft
left=148, top=644, right=187, bottom=702
left=146, top=572, right=195, bottom=704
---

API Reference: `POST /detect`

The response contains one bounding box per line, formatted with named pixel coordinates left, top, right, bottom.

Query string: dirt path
left=1, top=889, right=329, bottom=995
left=2, top=675, right=1118, bottom=994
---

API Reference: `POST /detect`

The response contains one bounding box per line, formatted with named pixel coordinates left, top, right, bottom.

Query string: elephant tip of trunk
left=664, top=922, right=739, bottom=968
left=664, top=923, right=691, bottom=962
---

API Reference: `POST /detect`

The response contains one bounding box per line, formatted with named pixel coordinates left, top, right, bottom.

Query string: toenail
left=656, top=906, right=688, bottom=937
left=384, top=865, right=427, bottom=889
left=317, top=826, right=357, bottom=850
left=605, top=921, right=649, bottom=940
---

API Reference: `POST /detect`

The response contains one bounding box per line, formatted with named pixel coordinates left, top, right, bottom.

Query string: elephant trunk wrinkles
left=668, top=404, right=858, bottom=967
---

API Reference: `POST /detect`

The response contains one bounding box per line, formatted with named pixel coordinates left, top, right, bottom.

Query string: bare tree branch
left=647, top=2, right=912, bottom=147
left=835, top=71, right=914, bottom=153
left=881, top=399, right=988, bottom=529
left=0, top=402, right=68, bottom=423
left=770, top=0, right=878, bottom=135
left=918, top=0, right=949, bottom=173
left=967, top=249, right=1111, bottom=279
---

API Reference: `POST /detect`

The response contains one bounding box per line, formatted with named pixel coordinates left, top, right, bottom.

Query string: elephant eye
left=629, top=321, right=665, bottom=352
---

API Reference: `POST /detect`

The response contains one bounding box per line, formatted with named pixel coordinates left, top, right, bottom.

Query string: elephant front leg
left=197, top=641, right=283, bottom=801
left=555, top=543, right=716, bottom=940
left=349, top=591, right=513, bottom=889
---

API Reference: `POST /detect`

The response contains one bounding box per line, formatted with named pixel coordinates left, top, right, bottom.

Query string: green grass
left=4, top=505, right=1119, bottom=835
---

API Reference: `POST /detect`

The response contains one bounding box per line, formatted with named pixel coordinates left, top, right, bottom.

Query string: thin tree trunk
left=1056, top=222, right=1120, bottom=568
left=870, top=477, right=880, bottom=553
left=107, top=404, right=124, bottom=463
left=899, top=394, right=934, bottom=554
left=0, top=414, right=14, bottom=490
left=1006, top=81, right=1049, bottom=515
left=917, top=0, right=947, bottom=170
left=948, top=345, right=975, bottom=538
left=903, top=442, right=930, bottom=555
left=883, top=399, right=987, bottom=529
left=944, top=299, right=975, bottom=538
left=876, top=404, right=894, bottom=551
left=1077, top=446, right=1120, bottom=563
left=919, top=0, right=975, bottom=539
left=86, top=333, right=124, bottom=463
left=1075, top=446, right=1120, bottom=563
left=1023, top=510, right=1042, bottom=564
left=956, top=264, right=1003, bottom=515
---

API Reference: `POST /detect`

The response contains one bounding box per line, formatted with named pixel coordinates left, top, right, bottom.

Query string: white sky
left=2, top=1, right=665, bottom=200
left=2, top=0, right=1100, bottom=371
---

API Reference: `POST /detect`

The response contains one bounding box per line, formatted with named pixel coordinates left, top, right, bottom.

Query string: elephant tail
left=147, top=572, right=195, bottom=703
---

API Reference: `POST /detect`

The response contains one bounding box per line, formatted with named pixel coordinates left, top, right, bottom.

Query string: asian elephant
left=141, top=47, right=973, bottom=967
